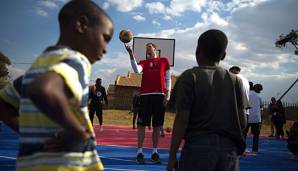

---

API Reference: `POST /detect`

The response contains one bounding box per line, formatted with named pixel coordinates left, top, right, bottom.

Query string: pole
left=278, top=77, right=298, bottom=101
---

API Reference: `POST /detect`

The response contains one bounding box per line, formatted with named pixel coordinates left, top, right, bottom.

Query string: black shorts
left=137, top=94, right=165, bottom=127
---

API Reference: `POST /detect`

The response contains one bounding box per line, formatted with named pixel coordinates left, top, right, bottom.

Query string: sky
left=0, top=0, right=297, bottom=103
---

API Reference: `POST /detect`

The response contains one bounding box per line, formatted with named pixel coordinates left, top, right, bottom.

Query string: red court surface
left=95, top=124, right=172, bottom=149
left=94, top=124, right=271, bottom=148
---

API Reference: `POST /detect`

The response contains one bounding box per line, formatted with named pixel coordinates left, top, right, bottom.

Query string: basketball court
left=1, top=123, right=298, bottom=171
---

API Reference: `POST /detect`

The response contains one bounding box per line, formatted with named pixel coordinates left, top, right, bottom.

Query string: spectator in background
left=245, top=83, right=263, bottom=154
left=272, top=99, right=286, bottom=140
left=268, top=97, right=277, bottom=137
left=131, top=92, right=140, bottom=129
left=89, top=78, right=108, bottom=131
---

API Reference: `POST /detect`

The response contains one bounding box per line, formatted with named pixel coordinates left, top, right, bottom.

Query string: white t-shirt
left=237, top=74, right=250, bottom=114
left=248, top=90, right=262, bottom=123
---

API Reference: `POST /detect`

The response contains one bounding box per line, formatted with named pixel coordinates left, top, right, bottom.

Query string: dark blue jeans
left=244, top=123, right=261, bottom=152
left=179, top=134, right=239, bottom=171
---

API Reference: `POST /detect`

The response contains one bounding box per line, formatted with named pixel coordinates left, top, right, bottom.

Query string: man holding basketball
left=125, top=42, right=171, bottom=164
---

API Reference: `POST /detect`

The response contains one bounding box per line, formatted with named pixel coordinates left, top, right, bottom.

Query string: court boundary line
left=99, top=155, right=168, bottom=166
left=104, top=167, right=148, bottom=171
left=99, top=156, right=138, bottom=163
left=0, top=156, right=16, bottom=160
left=98, top=144, right=170, bottom=150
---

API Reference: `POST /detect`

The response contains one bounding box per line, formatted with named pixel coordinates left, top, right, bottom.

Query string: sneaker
left=136, top=153, right=145, bottom=164
left=151, top=152, right=161, bottom=164
left=100, top=126, right=103, bottom=132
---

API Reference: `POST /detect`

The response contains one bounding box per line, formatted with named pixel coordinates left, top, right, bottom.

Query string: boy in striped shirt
left=0, top=1, right=114, bottom=170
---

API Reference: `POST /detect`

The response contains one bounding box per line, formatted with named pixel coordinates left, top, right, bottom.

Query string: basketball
left=119, top=29, right=133, bottom=43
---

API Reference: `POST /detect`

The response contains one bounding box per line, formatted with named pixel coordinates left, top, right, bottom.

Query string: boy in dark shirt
left=89, top=78, right=108, bottom=131
left=168, top=29, right=248, bottom=171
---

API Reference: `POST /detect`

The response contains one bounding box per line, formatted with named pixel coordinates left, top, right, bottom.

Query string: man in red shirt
left=125, top=42, right=171, bottom=164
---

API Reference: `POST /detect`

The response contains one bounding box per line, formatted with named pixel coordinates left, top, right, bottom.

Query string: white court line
left=0, top=156, right=16, bottom=160
left=104, top=167, right=147, bottom=171
left=99, top=156, right=137, bottom=163
left=99, top=156, right=168, bottom=166
left=0, top=155, right=138, bottom=163
left=98, top=144, right=170, bottom=150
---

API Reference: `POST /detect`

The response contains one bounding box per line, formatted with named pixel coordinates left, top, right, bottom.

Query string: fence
left=262, top=101, right=298, bottom=108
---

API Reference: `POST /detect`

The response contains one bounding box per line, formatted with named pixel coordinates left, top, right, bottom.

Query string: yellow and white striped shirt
left=0, top=47, right=103, bottom=171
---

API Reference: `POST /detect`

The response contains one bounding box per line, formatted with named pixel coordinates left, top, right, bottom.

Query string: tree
left=275, top=29, right=298, bottom=55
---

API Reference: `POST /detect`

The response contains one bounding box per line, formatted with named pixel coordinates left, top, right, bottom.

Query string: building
left=107, top=72, right=178, bottom=109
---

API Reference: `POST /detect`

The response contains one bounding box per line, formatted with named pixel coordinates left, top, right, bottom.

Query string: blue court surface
left=1, top=124, right=298, bottom=171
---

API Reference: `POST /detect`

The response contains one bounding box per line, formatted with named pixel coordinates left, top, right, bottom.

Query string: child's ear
left=75, top=16, right=89, bottom=33
left=220, top=52, right=226, bottom=60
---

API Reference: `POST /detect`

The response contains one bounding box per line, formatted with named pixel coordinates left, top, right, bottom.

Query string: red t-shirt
left=138, top=57, right=170, bottom=94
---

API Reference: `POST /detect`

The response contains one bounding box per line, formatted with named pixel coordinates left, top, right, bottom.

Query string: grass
left=100, top=109, right=175, bottom=128
left=97, top=108, right=298, bottom=135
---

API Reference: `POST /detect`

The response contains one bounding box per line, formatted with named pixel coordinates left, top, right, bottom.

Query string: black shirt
left=174, top=66, right=247, bottom=154
left=89, top=85, right=108, bottom=106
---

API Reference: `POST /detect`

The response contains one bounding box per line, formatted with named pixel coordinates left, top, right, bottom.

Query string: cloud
left=144, top=0, right=207, bottom=20
left=121, top=0, right=298, bottom=102
left=163, top=15, right=172, bottom=20
left=143, top=0, right=270, bottom=20
left=133, top=15, right=146, bottom=21
left=91, top=52, right=132, bottom=87
left=107, top=0, right=143, bottom=12
left=226, top=0, right=270, bottom=13
left=209, top=12, right=229, bottom=26
left=103, top=2, right=110, bottom=10
left=166, top=0, right=207, bottom=16
left=35, top=0, right=66, bottom=17
left=201, top=12, right=229, bottom=26
left=145, top=2, right=166, bottom=14
left=152, top=20, right=161, bottom=27
left=39, top=1, right=58, bottom=9
left=36, top=8, right=48, bottom=17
